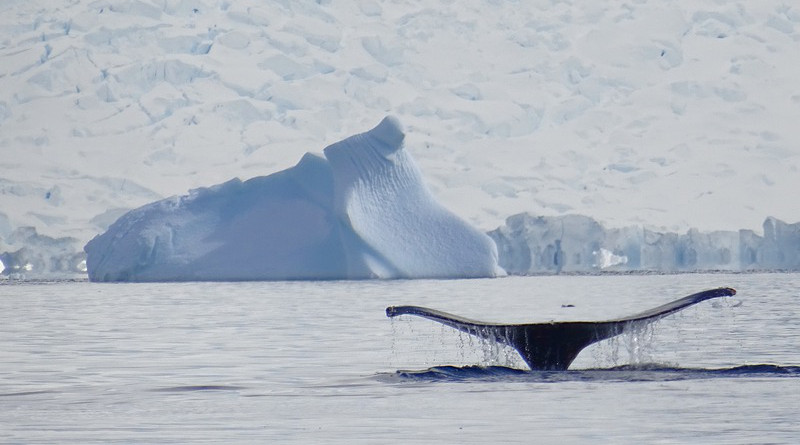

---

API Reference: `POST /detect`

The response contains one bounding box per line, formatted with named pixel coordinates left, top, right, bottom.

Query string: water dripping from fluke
left=386, top=287, right=737, bottom=371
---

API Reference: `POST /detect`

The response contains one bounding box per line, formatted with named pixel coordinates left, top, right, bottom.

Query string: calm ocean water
left=1, top=273, right=798, bottom=444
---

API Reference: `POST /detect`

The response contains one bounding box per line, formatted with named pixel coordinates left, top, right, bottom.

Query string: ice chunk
left=488, top=213, right=604, bottom=274
left=594, top=248, right=628, bottom=269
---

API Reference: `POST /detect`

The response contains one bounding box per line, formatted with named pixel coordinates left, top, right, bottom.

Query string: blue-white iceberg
left=85, top=117, right=502, bottom=282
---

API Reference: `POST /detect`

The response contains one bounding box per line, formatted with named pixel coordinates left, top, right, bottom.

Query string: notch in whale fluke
left=386, top=287, right=736, bottom=371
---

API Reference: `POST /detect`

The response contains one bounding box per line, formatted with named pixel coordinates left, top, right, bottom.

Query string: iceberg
left=84, top=117, right=502, bottom=282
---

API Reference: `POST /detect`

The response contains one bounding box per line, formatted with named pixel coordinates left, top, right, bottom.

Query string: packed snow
left=85, top=117, right=502, bottom=281
left=2, top=1, right=800, bottom=278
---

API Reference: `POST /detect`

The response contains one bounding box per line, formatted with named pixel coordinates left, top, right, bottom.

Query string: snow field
left=1, top=1, right=799, bottom=276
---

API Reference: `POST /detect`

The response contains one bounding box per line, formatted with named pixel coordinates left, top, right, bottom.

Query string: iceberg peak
left=371, top=115, right=405, bottom=149
left=323, top=115, right=406, bottom=175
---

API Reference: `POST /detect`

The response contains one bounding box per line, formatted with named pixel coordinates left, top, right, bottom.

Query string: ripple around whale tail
left=380, top=364, right=800, bottom=384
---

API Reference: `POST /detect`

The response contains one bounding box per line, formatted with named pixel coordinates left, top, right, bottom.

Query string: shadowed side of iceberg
left=325, top=116, right=502, bottom=279
left=84, top=117, right=502, bottom=282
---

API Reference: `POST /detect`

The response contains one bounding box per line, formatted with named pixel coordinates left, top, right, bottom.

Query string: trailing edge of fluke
left=386, top=287, right=737, bottom=371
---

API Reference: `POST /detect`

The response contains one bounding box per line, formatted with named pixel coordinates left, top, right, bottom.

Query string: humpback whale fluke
left=386, top=287, right=736, bottom=371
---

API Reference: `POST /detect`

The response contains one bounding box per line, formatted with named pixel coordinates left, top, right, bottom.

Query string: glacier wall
left=489, top=213, right=800, bottom=274
left=0, top=226, right=86, bottom=277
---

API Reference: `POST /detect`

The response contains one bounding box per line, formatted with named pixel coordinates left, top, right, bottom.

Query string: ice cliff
left=489, top=213, right=800, bottom=274
left=84, top=117, right=502, bottom=282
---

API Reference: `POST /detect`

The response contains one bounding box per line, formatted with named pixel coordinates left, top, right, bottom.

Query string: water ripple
left=152, top=385, right=247, bottom=393
left=383, top=364, right=800, bottom=383
left=0, top=389, right=59, bottom=397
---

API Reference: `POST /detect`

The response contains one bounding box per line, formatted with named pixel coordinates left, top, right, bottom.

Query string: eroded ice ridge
left=84, top=117, right=502, bottom=282
left=489, top=213, right=800, bottom=274
left=323, top=117, right=501, bottom=279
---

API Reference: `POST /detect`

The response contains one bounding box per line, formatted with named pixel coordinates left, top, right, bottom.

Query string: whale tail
left=386, top=287, right=736, bottom=370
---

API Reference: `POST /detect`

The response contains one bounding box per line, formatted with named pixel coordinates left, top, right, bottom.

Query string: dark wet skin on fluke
left=386, top=287, right=737, bottom=371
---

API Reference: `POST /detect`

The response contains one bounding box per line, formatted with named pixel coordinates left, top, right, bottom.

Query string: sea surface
left=1, top=273, right=798, bottom=444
